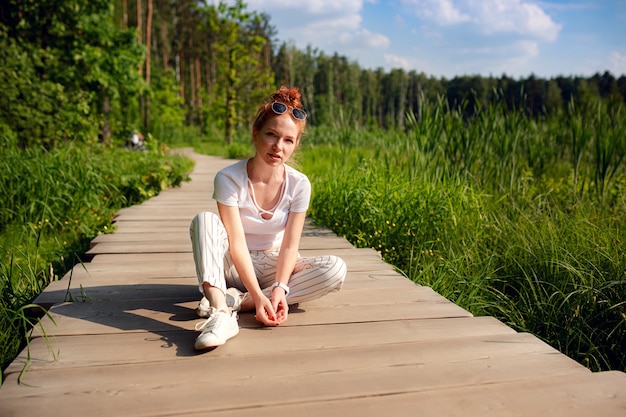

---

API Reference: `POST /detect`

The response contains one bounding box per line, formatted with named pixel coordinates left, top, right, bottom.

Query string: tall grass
left=300, top=98, right=626, bottom=372
left=0, top=135, right=194, bottom=377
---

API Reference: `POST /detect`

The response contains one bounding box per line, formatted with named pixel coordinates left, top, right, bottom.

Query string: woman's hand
left=254, top=295, right=281, bottom=326
left=271, top=287, right=289, bottom=325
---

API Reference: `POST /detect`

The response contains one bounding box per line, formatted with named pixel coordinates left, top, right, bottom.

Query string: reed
left=300, top=98, right=626, bottom=372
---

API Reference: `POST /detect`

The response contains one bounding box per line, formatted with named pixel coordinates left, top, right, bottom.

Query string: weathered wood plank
left=90, top=232, right=355, bottom=251
left=0, top=339, right=589, bottom=416
left=205, top=372, right=626, bottom=417
left=6, top=317, right=517, bottom=372
left=29, top=293, right=472, bottom=338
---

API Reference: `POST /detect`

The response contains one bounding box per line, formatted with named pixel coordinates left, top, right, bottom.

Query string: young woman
left=189, top=86, right=347, bottom=350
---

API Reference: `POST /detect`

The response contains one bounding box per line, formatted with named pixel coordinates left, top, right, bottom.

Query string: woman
left=189, top=86, right=347, bottom=350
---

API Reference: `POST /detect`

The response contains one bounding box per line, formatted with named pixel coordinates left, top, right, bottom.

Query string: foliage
left=210, top=0, right=274, bottom=143
left=0, top=139, right=194, bottom=374
left=149, top=69, right=187, bottom=142
left=0, top=0, right=144, bottom=147
left=6, top=0, right=622, bottom=149
left=300, top=98, right=626, bottom=372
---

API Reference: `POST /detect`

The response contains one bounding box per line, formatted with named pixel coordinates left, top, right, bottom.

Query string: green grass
left=0, top=136, right=195, bottom=379
left=297, top=100, right=626, bottom=372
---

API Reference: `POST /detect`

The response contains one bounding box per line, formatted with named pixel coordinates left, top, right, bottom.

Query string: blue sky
left=236, top=0, right=626, bottom=79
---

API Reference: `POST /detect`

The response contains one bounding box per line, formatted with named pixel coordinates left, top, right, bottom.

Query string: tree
left=0, top=0, right=143, bottom=147
left=545, top=79, right=563, bottom=115
left=212, top=0, right=272, bottom=143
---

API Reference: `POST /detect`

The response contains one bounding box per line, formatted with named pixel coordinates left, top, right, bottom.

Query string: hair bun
left=272, top=86, right=303, bottom=109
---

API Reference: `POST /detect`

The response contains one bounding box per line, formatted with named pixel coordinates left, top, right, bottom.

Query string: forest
left=1, top=0, right=625, bottom=149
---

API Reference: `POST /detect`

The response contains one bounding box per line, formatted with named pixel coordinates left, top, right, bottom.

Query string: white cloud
left=243, top=0, right=363, bottom=30
left=403, top=0, right=561, bottom=41
left=244, top=0, right=362, bottom=15
left=384, top=54, right=415, bottom=70
left=240, top=0, right=365, bottom=51
left=468, top=0, right=561, bottom=41
left=608, top=51, right=626, bottom=76
left=404, top=0, right=470, bottom=25
left=339, top=29, right=391, bottom=49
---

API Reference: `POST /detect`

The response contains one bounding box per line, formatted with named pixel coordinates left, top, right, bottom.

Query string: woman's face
left=253, top=113, right=299, bottom=166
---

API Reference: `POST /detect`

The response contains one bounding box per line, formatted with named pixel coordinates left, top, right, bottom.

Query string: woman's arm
left=271, top=210, right=307, bottom=323
left=217, top=202, right=279, bottom=325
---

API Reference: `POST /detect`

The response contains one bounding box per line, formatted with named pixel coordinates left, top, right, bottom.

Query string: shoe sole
left=194, top=338, right=225, bottom=350
left=194, top=323, right=240, bottom=350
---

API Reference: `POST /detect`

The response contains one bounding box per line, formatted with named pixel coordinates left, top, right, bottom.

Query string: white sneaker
left=194, top=307, right=239, bottom=350
left=196, top=288, right=246, bottom=318
left=195, top=296, right=211, bottom=318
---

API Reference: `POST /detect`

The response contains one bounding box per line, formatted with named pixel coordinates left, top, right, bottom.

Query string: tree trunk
left=160, top=17, right=169, bottom=71
left=189, top=60, right=196, bottom=124
left=178, top=51, right=185, bottom=102
left=122, top=0, right=128, bottom=28
left=225, top=49, right=236, bottom=145
left=195, top=56, right=202, bottom=129
left=101, top=95, right=111, bottom=146
left=137, top=0, right=143, bottom=127
left=137, top=0, right=142, bottom=66
left=144, top=0, right=152, bottom=131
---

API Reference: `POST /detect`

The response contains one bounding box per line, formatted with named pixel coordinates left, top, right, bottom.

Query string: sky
left=234, top=0, right=626, bottom=79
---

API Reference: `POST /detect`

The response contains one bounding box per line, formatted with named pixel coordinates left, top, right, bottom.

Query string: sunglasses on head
left=271, top=102, right=307, bottom=120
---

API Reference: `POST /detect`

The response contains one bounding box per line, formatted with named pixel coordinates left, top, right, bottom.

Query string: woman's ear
left=252, top=129, right=258, bottom=144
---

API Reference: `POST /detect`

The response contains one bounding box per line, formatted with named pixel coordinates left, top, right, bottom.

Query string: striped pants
left=189, top=212, right=346, bottom=304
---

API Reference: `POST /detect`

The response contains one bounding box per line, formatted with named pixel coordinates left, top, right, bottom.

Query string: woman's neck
left=247, top=157, right=284, bottom=183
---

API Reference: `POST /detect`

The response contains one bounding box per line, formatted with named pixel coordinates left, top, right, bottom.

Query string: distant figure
left=189, top=86, right=347, bottom=351
left=130, top=130, right=145, bottom=150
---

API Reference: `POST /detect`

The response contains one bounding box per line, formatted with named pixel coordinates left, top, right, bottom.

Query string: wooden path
left=1, top=150, right=625, bottom=416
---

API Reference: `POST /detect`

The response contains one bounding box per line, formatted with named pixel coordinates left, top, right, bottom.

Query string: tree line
left=1, top=0, right=625, bottom=149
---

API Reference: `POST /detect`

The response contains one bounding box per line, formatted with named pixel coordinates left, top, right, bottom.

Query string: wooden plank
left=86, top=241, right=193, bottom=255
left=7, top=316, right=516, bottom=373
left=35, top=279, right=439, bottom=307
left=88, top=233, right=354, bottom=251
left=34, top=268, right=419, bottom=306
left=88, top=252, right=194, bottom=264
left=0, top=338, right=589, bottom=416
left=29, top=293, right=472, bottom=338
left=35, top=282, right=199, bottom=305
left=105, top=224, right=195, bottom=234
left=8, top=332, right=574, bottom=387
left=204, top=372, right=626, bottom=417
left=90, top=232, right=189, bottom=244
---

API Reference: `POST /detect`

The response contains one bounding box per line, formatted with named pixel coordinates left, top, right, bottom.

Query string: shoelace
left=195, top=308, right=224, bottom=332
left=194, top=308, right=237, bottom=332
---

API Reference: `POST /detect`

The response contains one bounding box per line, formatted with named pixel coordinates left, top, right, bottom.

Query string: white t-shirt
left=213, top=159, right=311, bottom=251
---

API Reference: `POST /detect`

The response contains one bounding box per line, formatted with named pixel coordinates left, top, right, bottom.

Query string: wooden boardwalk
left=1, top=150, right=625, bottom=416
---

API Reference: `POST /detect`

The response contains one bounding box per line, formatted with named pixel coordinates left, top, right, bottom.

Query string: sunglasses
left=271, top=102, right=307, bottom=120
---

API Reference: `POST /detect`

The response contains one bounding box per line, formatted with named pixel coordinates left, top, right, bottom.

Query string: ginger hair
left=252, top=86, right=307, bottom=140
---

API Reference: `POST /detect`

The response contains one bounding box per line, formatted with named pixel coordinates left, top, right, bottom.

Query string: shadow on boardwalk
left=1, top=151, right=625, bottom=417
